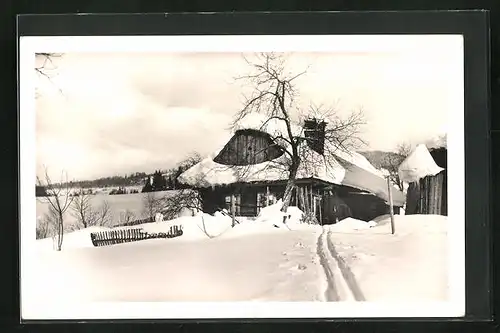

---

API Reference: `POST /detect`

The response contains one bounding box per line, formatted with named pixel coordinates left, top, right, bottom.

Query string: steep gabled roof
left=178, top=113, right=405, bottom=206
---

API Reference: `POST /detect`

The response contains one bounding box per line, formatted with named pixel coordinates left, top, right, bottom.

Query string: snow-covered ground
left=327, top=214, right=449, bottom=302
left=23, top=203, right=453, bottom=318
left=26, top=204, right=321, bottom=304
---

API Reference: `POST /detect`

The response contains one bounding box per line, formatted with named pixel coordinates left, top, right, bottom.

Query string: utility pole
left=387, top=177, right=395, bottom=234
left=231, top=194, right=236, bottom=228
left=266, top=186, right=270, bottom=206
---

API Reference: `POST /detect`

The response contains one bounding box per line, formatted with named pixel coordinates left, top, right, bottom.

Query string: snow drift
left=328, top=214, right=449, bottom=302
left=330, top=217, right=377, bottom=232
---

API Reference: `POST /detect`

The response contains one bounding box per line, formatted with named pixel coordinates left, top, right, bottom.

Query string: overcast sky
left=34, top=41, right=460, bottom=181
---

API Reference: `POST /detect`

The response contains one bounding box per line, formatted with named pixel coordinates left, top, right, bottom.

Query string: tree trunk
left=82, top=214, right=87, bottom=229
left=299, top=187, right=306, bottom=212
left=294, top=186, right=299, bottom=207
left=281, top=178, right=296, bottom=214
left=57, top=212, right=64, bottom=251
left=280, top=162, right=299, bottom=224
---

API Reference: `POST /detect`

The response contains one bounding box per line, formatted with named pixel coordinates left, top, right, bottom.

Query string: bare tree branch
left=71, top=189, right=112, bottom=229
left=35, top=53, right=64, bottom=96
left=36, top=166, right=74, bottom=251
left=230, top=53, right=366, bottom=224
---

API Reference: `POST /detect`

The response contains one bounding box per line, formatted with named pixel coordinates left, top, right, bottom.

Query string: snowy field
left=36, top=189, right=194, bottom=230
left=23, top=200, right=451, bottom=320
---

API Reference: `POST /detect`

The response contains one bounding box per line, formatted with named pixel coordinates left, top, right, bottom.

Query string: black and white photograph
left=19, top=34, right=465, bottom=319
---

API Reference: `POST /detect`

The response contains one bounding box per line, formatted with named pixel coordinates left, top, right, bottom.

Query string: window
left=257, top=192, right=277, bottom=213
left=224, top=194, right=241, bottom=215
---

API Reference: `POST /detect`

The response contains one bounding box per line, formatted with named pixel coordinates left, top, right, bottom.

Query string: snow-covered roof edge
left=398, top=144, right=444, bottom=183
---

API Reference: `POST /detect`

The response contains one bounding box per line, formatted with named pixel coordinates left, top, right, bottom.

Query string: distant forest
left=64, top=172, right=149, bottom=189
left=37, top=153, right=203, bottom=194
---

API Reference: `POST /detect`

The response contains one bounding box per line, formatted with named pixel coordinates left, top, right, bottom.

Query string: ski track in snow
left=326, top=230, right=366, bottom=302
left=316, top=227, right=339, bottom=302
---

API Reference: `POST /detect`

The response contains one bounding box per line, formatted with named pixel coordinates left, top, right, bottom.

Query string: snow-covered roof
left=178, top=113, right=405, bottom=206
left=398, top=144, right=444, bottom=183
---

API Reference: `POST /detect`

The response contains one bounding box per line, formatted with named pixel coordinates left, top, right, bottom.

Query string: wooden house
left=178, top=116, right=406, bottom=224
left=398, top=144, right=447, bottom=216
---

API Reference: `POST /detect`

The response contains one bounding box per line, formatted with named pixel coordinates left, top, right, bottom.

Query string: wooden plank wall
left=213, top=130, right=284, bottom=166
left=419, top=172, right=445, bottom=215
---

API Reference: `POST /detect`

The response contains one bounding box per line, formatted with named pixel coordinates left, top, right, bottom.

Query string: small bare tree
left=71, top=189, right=93, bottom=228
left=36, top=207, right=57, bottom=240
left=36, top=167, right=74, bottom=251
left=71, top=189, right=112, bottom=228
left=94, top=200, right=112, bottom=226
left=166, top=152, right=203, bottom=189
left=381, top=142, right=412, bottom=192
left=233, top=53, right=366, bottom=223
left=142, top=192, right=163, bottom=220
left=119, top=210, right=136, bottom=225
left=161, top=189, right=203, bottom=220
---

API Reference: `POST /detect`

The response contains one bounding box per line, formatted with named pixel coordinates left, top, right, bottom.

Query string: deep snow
left=327, top=214, right=449, bottom=302
left=23, top=207, right=452, bottom=318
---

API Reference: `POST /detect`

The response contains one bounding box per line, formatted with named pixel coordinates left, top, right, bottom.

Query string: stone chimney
left=303, top=118, right=327, bottom=155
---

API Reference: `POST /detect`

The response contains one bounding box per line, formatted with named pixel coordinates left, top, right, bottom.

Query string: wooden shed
left=400, top=145, right=447, bottom=216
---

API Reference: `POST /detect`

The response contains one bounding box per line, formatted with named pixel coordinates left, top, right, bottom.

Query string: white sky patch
left=27, top=36, right=460, bottom=180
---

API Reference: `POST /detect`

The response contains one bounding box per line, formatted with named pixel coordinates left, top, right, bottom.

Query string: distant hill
left=60, top=172, right=149, bottom=189
left=358, top=150, right=403, bottom=170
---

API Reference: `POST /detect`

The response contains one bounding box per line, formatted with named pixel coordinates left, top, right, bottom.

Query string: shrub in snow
left=36, top=216, right=51, bottom=239
left=255, top=200, right=305, bottom=228
left=155, top=212, right=164, bottom=222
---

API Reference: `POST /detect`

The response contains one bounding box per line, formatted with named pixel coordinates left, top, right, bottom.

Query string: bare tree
left=119, top=210, right=136, bottom=225
left=426, top=133, right=447, bottom=149
left=94, top=200, right=112, bottom=226
left=71, top=189, right=93, bottom=228
left=397, top=142, right=412, bottom=157
left=142, top=192, right=163, bottom=220
left=35, top=53, right=62, bottom=79
left=36, top=207, right=57, bottom=240
left=35, top=53, right=64, bottom=97
left=179, top=152, right=202, bottom=171
left=71, top=189, right=112, bottom=228
left=233, top=53, right=366, bottom=223
left=381, top=142, right=412, bottom=192
left=166, top=152, right=203, bottom=189
left=36, top=167, right=74, bottom=251
left=161, top=189, right=202, bottom=220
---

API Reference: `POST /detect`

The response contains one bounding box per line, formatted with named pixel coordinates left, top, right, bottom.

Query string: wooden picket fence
left=90, top=225, right=183, bottom=247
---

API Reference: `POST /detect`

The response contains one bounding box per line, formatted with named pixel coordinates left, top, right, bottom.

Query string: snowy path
left=316, top=226, right=365, bottom=302
left=326, top=230, right=366, bottom=302
left=316, top=227, right=340, bottom=301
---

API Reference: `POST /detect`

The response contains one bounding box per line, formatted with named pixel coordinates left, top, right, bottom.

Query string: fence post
left=387, top=177, right=396, bottom=235
left=231, top=194, right=236, bottom=228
